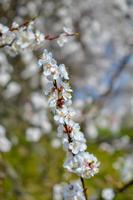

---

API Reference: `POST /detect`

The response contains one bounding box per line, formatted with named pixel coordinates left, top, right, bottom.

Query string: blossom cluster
left=38, top=49, right=100, bottom=179
left=53, top=180, right=86, bottom=200
left=63, top=180, right=86, bottom=200
left=0, top=20, right=74, bottom=53
left=0, top=20, right=44, bottom=52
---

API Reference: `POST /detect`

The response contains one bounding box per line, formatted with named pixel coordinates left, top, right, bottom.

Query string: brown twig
left=0, top=32, right=79, bottom=49
left=80, top=177, right=88, bottom=200
left=115, top=179, right=133, bottom=193
left=45, top=32, right=79, bottom=41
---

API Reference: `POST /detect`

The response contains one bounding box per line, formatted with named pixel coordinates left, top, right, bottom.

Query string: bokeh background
left=0, top=0, right=133, bottom=199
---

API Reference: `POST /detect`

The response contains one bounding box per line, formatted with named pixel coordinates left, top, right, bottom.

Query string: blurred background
left=0, top=0, right=133, bottom=199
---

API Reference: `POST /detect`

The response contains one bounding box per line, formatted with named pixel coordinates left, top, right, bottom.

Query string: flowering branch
left=0, top=19, right=99, bottom=199
left=38, top=49, right=100, bottom=199
left=0, top=19, right=79, bottom=49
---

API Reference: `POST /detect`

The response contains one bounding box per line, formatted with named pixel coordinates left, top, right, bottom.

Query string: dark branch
left=115, top=179, right=133, bottom=193
left=82, top=53, right=132, bottom=118
left=80, top=177, right=88, bottom=200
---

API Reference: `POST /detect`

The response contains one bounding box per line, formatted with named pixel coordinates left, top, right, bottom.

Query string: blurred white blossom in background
left=102, top=188, right=115, bottom=200
left=0, top=124, right=12, bottom=152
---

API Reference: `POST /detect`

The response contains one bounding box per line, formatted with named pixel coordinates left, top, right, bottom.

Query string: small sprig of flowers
left=0, top=19, right=44, bottom=51
left=38, top=49, right=100, bottom=199
left=0, top=19, right=78, bottom=51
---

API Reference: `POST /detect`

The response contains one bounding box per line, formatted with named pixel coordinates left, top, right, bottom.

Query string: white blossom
left=26, top=127, right=42, bottom=142
left=54, top=107, right=75, bottom=124
left=38, top=49, right=53, bottom=67
left=57, top=33, right=68, bottom=47
left=31, top=92, right=47, bottom=110
left=69, top=137, right=87, bottom=154
left=63, top=26, right=73, bottom=34
left=53, top=184, right=63, bottom=200
left=0, top=23, right=9, bottom=34
left=114, top=155, right=133, bottom=183
left=67, top=140, right=87, bottom=155
left=45, top=81, right=54, bottom=95
left=63, top=131, right=87, bottom=154
left=0, top=72, right=11, bottom=87
left=35, top=30, right=44, bottom=43
left=59, top=64, right=69, bottom=80
left=3, top=81, right=21, bottom=98
left=63, top=180, right=86, bottom=200
left=0, top=125, right=12, bottom=152
left=64, top=152, right=100, bottom=178
left=11, top=22, right=19, bottom=29
left=51, top=138, right=61, bottom=149
left=102, top=188, right=115, bottom=200
left=0, top=137, right=12, bottom=152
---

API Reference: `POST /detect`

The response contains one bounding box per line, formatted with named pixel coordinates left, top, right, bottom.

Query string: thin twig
left=45, top=32, right=79, bottom=41
left=115, top=179, right=133, bottom=193
left=80, top=177, right=88, bottom=200
left=0, top=32, right=78, bottom=49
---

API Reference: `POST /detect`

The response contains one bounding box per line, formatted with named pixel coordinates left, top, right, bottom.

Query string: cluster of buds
left=38, top=49, right=100, bottom=199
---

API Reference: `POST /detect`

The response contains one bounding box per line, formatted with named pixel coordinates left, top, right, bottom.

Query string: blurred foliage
left=0, top=125, right=133, bottom=199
